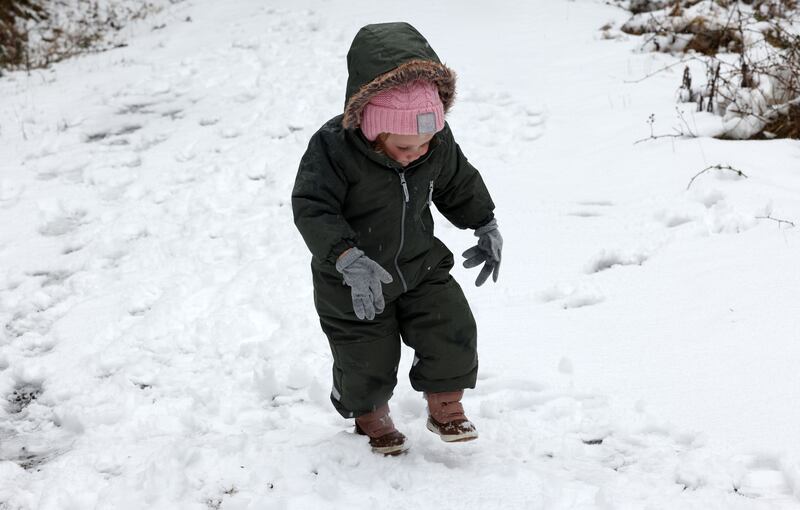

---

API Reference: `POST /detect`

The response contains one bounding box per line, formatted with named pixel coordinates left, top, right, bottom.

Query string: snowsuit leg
left=314, top=269, right=401, bottom=418
left=396, top=252, right=478, bottom=394
left=312, top=249, right=477, bottom=419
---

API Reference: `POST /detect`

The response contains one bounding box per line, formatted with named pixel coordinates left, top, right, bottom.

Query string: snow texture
left=1, top=0, right=799, bottom=509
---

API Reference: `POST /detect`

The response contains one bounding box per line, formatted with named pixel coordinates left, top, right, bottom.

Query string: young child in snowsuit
left=292, top=22, right=502, bottom=455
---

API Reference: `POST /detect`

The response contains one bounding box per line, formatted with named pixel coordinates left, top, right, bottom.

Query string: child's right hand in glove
left=335, top=248, right=393, bottom=320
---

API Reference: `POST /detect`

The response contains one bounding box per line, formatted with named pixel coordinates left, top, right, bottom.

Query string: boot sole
left=372, top=444, right=409, bottom=456
left=426, top=420, right=479, bottom=443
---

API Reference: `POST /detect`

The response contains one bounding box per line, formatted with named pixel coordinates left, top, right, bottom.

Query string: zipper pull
left=427, top=180, right=434, bottom=206
left=399, top=172, right=409, bottom=203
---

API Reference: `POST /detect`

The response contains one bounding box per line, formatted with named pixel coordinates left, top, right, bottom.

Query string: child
left=292, top=22, right=502, bottom=456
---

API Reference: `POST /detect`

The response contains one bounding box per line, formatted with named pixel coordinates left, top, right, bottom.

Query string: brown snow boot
left=354, top=404, right=408, bottom=456
left=425, top=390, right=478, bottom=443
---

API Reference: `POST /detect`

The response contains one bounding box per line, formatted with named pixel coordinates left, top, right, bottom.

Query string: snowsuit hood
left=343, top=22, right=457, bottom=131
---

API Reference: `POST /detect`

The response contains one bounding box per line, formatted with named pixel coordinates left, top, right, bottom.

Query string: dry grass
left=762, top=102, right=800, bottom=138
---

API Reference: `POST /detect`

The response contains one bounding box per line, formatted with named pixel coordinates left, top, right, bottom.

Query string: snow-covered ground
left=1, top=0, right=799, bottom=508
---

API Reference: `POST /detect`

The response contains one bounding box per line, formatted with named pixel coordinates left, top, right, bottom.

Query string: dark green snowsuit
left=292, top=23, right=495, bottom=418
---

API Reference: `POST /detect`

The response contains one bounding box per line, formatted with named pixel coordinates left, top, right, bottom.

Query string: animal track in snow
left=577, top=200, right=614, bottom=207
left=62, top=244, right=84, bottom=254
left=585, top=248, right=649, bottom=274
left=654, top=206, right=698, bottom=228
left=688, top=187, right=725, bottom=208
left=567, top=210, right=602, bottom=218
left=520, top=109, right=546, bottom=141
left=704, top=202, right=757, bottom=234
left=568, top=201, right=612, bottom=218
left=538, top=281, right=605, bottom=309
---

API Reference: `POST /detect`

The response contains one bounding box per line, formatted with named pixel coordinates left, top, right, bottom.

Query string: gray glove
left=462, top=219, right=502, bottom=287
left=335, top=248, right=393, bottom=320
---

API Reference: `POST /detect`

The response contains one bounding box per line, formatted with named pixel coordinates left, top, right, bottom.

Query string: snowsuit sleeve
left=433, top=124, right=496, bottom=230
left=292, top=131, right=358, bottom=264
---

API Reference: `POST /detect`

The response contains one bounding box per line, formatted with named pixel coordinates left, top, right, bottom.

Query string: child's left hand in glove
left=462, top=218, right=502, bottom=287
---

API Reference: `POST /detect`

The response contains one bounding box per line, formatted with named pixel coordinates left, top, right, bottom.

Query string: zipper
left=399, top=172, right=410, bottom=203
left=387, top=145, right=437, bottom=293
left=394, top=171, right=409, bottom=292
left=419, top=179, right=434, bottom=233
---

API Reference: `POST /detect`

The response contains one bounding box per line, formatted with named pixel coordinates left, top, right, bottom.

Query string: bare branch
left=686, top=164, right=749, bottom=190
left=623, top=56, right=700, bottom=84
left=755, top=215, right=796, bottom=228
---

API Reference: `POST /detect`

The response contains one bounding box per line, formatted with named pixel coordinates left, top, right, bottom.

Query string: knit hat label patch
left=417, top=112, right=437, bottom=134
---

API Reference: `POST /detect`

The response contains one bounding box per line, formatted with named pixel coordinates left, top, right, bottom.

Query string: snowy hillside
left=1, top=0, right=799, bottom=508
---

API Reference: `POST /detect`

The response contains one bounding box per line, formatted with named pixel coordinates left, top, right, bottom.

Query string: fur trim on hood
left=343, top=59, right=456, bottom=130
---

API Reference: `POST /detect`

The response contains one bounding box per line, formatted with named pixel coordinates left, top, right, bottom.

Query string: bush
left=0, top=0, right=47, bottom=69
left=618, top=0, right=800, bottom=139
left=1, top=0, right=167, bottom=72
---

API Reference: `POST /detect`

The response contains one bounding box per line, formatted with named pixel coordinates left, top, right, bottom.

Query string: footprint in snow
left=3, top=273, right=72, bottom=341
left=27, top=269, right=73, bottom=287
left=116, top=101, right=157, bottom=115
left=82, top=123, right=142, bottom=144
left=0, top=179, right=25, bottom=206
left=6, top=381, right=43, bottom=414
left=1, top=379, right=75, bottom=472
left=38, top=208, right=88, bottom=237
left=735, top=456, right=795, bottom=498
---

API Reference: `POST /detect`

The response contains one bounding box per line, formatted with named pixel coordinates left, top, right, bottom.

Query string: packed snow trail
left=1, top=0, right=799, bottom=509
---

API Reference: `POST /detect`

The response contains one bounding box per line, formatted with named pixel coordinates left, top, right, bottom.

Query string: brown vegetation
left=0, top=0, right=47, bottom=69
left=618, top=0, right=800, bottom=139
left=1, top=0, right=163, bottom=72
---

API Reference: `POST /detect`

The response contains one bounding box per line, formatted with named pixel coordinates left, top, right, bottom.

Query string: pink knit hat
left=360, top=80, right=445, bottom=141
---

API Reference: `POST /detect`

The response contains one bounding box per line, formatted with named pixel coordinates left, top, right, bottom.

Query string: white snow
left=1, top=0, right=799, bottom=508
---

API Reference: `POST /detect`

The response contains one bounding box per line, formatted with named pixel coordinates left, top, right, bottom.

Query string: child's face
left=380, top=133, right=435, bottom=167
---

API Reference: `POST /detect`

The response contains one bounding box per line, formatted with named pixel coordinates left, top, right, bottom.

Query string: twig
left=706, top=61, right=720, bottom=113
left=755, top=215, right=795, bottom=228
left=624, top=57, right=699, bottom=84
left=634, top=109, right=696, bottom=144
left=675, top=106, right=696, bottom=137
left=634, top=133, right=687, bottom=145
left=12, top=104, right=28, bottom=141
left=686, top=164, right=748, bottom=190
